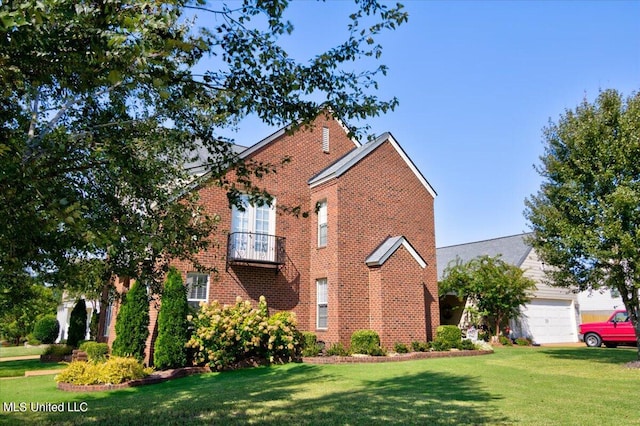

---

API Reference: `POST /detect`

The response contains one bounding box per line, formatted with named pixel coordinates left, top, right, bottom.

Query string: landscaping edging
left=57, top=366, right=211, bottom=392
left=302, top=349, right=493, bottom=364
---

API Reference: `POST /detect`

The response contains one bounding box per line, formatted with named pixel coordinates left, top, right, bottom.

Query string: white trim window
left=317, top=278, right=328, bottom=329
left=186, top=273, right=209, bottom=306
left=317, top=200, right=327, bottom=247
left=230, top=195, right=277, bottom=262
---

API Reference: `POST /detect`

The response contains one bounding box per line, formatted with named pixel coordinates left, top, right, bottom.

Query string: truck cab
left=579, top=310, right=635, bottom=348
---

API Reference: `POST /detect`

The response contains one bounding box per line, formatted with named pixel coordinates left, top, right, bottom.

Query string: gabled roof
left=308, top=132, right=437, bottom=198
left=436, top=233, right=533, bottom=280
left=238, top=115, right=360, bottom=159
left=365, top=236, right=427, bottom=268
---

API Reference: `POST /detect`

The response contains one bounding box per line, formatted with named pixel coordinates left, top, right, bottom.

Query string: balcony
left=226, top=232, right=286, bottom=269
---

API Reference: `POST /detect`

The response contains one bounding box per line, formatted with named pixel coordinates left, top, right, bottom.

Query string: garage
left=516, top=299, right=578, bottom=344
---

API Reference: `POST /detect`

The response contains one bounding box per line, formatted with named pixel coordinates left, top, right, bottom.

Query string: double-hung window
left=317, top=200, right=327, bottom=247
left=187, top=273, right=209, bottom=308
left=317, top=278, right=328, bottom=329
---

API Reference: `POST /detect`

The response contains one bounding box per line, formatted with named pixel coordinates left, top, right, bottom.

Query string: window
left=317, top=278, right=328, bottom=329
left=322, top=127, right=329, bottom=153
left=612, top=311, right=629, bottom=322
left=187, top=273, right=209, bottom=307
left=317, top=200, right=327, bottom=247
left=102, top=301, right=113, bottom=338
left=230, top=195, right=277, bottom=262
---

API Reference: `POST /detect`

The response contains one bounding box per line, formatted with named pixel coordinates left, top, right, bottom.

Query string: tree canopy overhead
left=525, top=89, right=640, bottom=358
left=0, top=0, right=407, bottom=293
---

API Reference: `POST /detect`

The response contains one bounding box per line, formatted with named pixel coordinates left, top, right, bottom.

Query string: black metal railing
left=227, top=232, right=286, bottom=266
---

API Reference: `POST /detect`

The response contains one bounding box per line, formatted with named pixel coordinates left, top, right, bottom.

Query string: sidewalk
left=0, top=355, right=40, bottom=362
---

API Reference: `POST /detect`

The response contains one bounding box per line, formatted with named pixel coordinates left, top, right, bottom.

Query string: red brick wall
left=377, top=245, right=429, bottom=348
left=335, top=139, right=439, bottom=344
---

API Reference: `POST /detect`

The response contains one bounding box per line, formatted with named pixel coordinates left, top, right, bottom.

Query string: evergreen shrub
left=67, top=299, right=88, bottom=348
left=79, top=341, right=110, bottom=363
left=301, top=332, right=320, bottom=357
left=350, top=330, right=384, bottom=356
left=154, top=268, right=190, bottom=369
left=55, top=356, right=152, bottom=385
left=393, top=342, right=409, bottom=353
left=112, top=282, right=150, bottom=362
left=435, top=325, right=462, bottom=347
left=326, top=342, right=349, bottom=356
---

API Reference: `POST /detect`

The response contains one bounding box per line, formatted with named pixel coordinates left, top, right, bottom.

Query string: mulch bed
left=302, top=349, right=493, bottom=364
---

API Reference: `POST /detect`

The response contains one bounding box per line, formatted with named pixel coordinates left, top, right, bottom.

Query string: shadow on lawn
left=6, top=363, right=510, bottom=425
left=539, top=347, right=638, bottom=365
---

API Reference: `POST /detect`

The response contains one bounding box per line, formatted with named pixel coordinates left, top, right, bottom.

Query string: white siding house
left=437, top=233, right=579, bottom=344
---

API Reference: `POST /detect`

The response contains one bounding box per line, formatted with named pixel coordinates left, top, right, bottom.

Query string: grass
left=0, top=359, right=66, bottom=378
left=0, top=347, right=638, bottom=425
left=0, top=345, right=49, bottom=358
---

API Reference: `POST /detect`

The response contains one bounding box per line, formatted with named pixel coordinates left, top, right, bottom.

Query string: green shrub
left=112, top=282, right=150, bottom=362
left=79, top=341, right=109, bottom=363
left=67, top=299, right=88, bottom=348
left=187, top=296, right=301, bottom=370
left=301, top=332, right=320, bottom=357
left=43, top=344, right=73, bottom=356
left=411, top=341, right=430, bottom=352
left=326, top=342, right=349, bottom=356
left=89, top=311, right=100, bottom=341
left=32, top=315, right=60, bottom=344
left=154, top=268, right=190, bottom=369
left=435, top=325, right=462, bottom=347
left=393, top=342, right=409, bottom=353
left=499, top=335, right=513, bottom=346
left=459, top=339, right=477, bottom=350
left=26, top=333, right=41, bottom=346
left=55, top=356, right=152, bottom=385
left=431, top=338, right=452, bottom=352
left=515, top=337, right=532, bottom=346
left=350, top=330, right=384, bottom=356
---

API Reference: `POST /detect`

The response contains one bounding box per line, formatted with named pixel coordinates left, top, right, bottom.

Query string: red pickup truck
left=579, top=310, right=636, bottom=348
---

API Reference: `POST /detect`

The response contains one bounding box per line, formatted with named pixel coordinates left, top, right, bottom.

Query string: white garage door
left=518, top=299, right=578, bottom=344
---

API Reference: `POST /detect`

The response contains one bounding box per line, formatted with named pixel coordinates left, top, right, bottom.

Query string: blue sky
left=194, top=1, right=640, bottom=248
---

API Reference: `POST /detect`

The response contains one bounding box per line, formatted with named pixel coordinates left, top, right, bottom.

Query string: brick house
left=102, top=114, right=439, bottom=363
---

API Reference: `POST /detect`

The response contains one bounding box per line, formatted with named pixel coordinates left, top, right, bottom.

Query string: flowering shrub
left=54, top=357, right=152, bottom=385
left=186, top=296, right=301, bottom=370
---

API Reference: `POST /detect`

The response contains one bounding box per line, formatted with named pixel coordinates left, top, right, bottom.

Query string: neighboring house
left=577, top=288, right=624, bottom=323
left=56, top=295, right=97, bottom=343
left=437, top=233, right=580, bottom=344
left=103, top=114, right=439, bottom=363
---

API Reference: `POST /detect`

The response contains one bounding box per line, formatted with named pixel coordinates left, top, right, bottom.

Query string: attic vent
left=322, top=127, right=329, bottom=153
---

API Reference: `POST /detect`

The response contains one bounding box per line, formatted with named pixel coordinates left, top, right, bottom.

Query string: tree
left=0, top=279, right=59, bottom=345
left=32, top=314, right=60, bottom=344
left=0, top=1, right=407, bottom=296
left=439, top=255, right=537, bottom=340
left=67, top=299, right=88, bottom=347
left=525, top=89, right=640, bottom=359
left=154, top=268, right=190, bottom=369
left=111, top=281, right=150, bottom=362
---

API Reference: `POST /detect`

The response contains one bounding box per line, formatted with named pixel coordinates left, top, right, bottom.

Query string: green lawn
left=0, top=345, right=48, bottom=358
left=0, top=359, right=65, bottom=378
left=0, top=347, right=638, bottom=425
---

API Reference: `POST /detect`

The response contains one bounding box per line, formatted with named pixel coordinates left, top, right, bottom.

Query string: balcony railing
left=227, top=232, right=286, bottom=267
